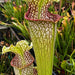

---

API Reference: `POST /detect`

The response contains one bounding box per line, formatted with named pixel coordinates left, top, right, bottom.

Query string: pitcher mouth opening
left=10, top=51, right=34, bottom=69
left=25, top=4, right=62, bottom=23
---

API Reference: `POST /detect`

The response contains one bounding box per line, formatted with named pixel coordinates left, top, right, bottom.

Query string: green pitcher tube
left=28, top=21, right=56, bottom=75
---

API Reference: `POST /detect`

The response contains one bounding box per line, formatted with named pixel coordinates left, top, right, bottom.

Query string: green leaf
left=61, top=60, right=67, bottom=69
left=2, top=45, right=22, bottom=56
left=2, top=40, right=32, bottom=57
left=54, top=56, right=60, bottom=69
left=71, top=50, right=75, bottom=59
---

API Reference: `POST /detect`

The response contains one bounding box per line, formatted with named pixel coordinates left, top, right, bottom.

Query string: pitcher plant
left=2, top=40, right=34, bottom=75
left=25, top=0, right=62, bottom=75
